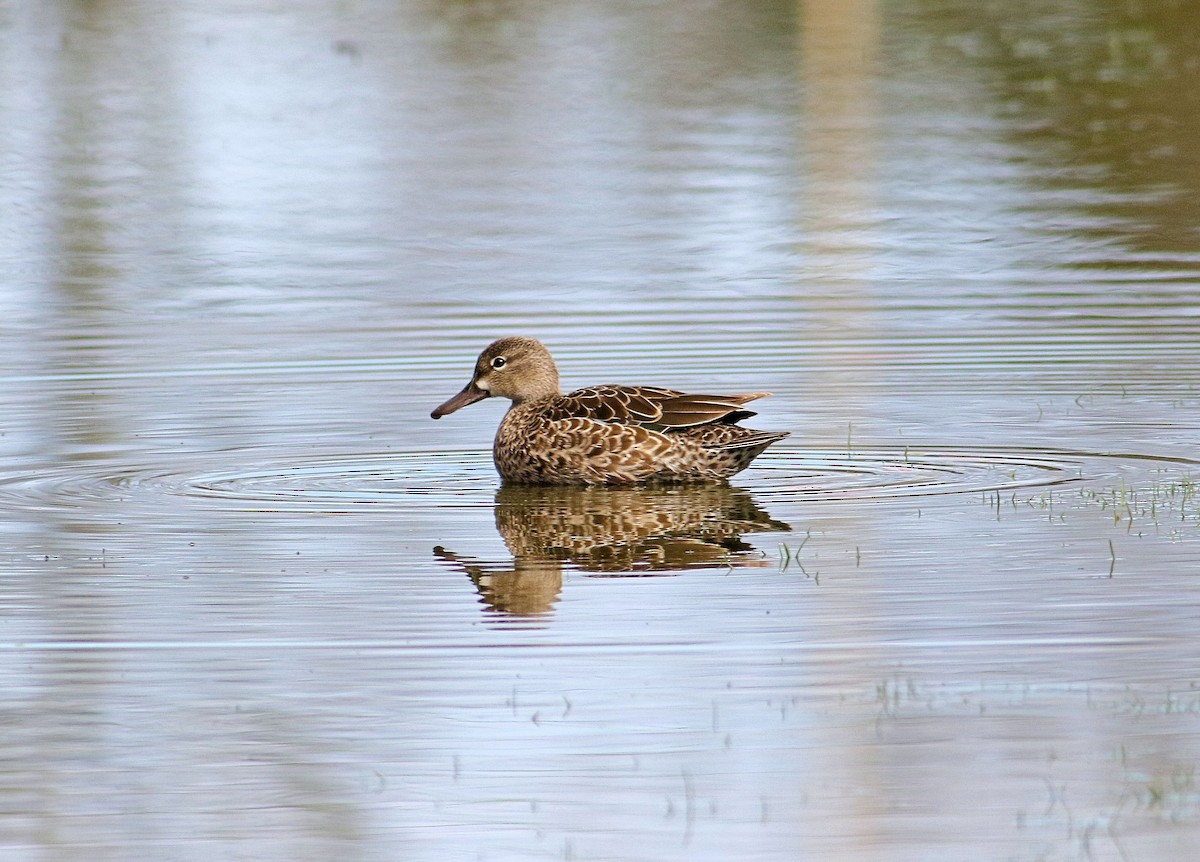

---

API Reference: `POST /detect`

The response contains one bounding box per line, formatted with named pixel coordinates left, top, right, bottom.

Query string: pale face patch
left=474, top=378, right=491, bottom=391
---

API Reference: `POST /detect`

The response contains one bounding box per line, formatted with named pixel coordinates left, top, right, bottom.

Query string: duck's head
left=431, top=336, right=561, bottom=418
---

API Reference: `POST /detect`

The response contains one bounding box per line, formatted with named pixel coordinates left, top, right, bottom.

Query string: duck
left=431, top=337, right=789, bottom=485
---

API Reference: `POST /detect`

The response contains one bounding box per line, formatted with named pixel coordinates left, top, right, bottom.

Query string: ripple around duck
left=0, top=452, right=499, bottom=517
left=750, top=446, right=1199, bottom=502
left=0, top=447, right=1193, bottom=517
left=750, top=446, right=1079, bottom=501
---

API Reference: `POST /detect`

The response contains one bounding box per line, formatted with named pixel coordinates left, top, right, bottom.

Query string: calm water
left=2, top=1, right=1199, bottom=859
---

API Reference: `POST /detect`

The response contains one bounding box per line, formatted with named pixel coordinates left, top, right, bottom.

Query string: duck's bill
left=431, top=382, right=489, bottom=419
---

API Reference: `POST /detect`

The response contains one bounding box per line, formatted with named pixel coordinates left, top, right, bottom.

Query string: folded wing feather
left=554, top=386, right=771, bottom=430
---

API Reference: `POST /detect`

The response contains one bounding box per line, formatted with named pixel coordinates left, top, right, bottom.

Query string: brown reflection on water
left=921, top=0, right=1200, bottom=256
left=796, top=0, right=885, bottom=420
left=801, top=0, right=879, bottom=257
left=435, top=484, right=790, bottom=616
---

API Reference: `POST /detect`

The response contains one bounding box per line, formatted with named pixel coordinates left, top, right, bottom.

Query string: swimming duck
left=431, top=337, right=788, bottom=485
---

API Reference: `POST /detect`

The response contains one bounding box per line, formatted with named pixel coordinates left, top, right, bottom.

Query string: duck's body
left=431, top=337, right=788, bottom=485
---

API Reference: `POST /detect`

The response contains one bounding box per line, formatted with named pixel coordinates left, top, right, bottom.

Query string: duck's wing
left=552, top=386, right=772, bottom=430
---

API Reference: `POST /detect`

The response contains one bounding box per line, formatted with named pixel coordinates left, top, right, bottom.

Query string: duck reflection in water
left=434, top=484, right=790, bottom=616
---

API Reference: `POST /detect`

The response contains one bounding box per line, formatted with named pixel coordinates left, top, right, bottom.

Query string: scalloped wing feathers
left=548, top=386, right=772, bottom=430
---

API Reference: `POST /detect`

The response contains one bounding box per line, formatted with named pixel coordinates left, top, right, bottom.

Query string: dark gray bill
left=431, top=382, right=488, bottom=419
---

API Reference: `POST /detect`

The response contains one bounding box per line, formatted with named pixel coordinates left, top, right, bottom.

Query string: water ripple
left=753, top=446, right=1084, bottom=500
left=0, top=447, right=1193, bottom=516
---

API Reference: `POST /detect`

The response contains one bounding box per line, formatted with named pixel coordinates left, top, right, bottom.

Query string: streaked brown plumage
left=431, top=336, right=789, bottom=485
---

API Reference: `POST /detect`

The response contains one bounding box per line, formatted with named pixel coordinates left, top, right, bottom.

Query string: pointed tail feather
left=704, top=430, right=790, bottom=452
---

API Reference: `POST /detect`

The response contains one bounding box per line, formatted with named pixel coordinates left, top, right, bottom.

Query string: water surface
left=2, top=1, right=1199, bottom=860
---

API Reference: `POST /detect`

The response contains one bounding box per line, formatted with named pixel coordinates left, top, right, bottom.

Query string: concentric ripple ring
left=0, top=447, right=1193, bottom=515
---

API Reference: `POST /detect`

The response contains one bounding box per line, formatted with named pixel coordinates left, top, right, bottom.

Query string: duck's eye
left=490, top=356, right=507, bottom=369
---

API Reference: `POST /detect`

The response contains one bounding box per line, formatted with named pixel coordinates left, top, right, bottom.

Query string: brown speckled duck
left=431, top=337, right=789, bottom=485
